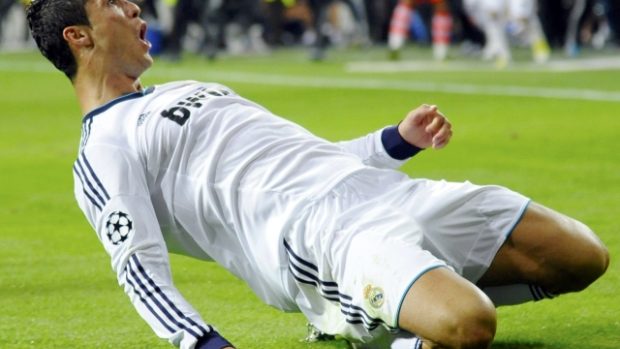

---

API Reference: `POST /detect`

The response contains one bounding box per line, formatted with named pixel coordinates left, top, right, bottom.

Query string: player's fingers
left=422, top=105, right=439, bottom=119
left=409, top=104, right=438, bottom=124
left=432, top=123, right=452, bottom=149
left=432, top=135, right=451, bottom=149
left=419, top=103, right=435, bottom=110
left=424, top=114, right=445, bottom=134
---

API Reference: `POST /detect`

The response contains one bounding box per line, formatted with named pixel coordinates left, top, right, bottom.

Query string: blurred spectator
left=162, top=0, right=201, bottom=60
left=564, top=0, right=587, bottom=56
left=0, top=0, right=31, bottom=49
left=306, top=0, right=368, bottom=60
left=538, top=0, right=569, bottom=49
left=0, top=0, right=17, bottom=44
left=448, top=0, right=485, bottom=49
left=17, top=0, right=613, bottom=60
left=363, top=0, right=396, bottom=44
left=269, top=1, right=314, bottom=46
left=141, top=0, right=160, bottom=19
left=606, top=0, right=620, bottom=44
left=539, top=0, right=591, bottom=55
left=539, top=0, right=619, bottom=56
left=162, top=0, right=270, bottom=60
left=581, top=0, right=612, bottom=50
left=209, top=0, right=268, bottom=55
left=263, top=0, right=318, bottom=47
left=263, top=0, right=290, bottom=46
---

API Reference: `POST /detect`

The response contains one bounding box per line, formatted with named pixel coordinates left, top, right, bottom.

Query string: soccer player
left=464, top=0, right=550, bottom=67
left=27, top=1, right=609, bottom=349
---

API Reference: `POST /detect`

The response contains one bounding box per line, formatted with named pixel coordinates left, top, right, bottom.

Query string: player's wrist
left=195, top=330, right=234, bottom=349
left=381, top=125, right=424, bottom=160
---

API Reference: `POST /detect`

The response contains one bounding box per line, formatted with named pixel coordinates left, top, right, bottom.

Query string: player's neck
left=73, top=69, right=143, bottom=116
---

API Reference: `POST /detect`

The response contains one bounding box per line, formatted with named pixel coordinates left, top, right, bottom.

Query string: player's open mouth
left=139, top=23, right=150, bottom=48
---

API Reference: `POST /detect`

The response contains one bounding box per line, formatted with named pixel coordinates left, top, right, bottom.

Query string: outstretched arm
left=337, top=104, right=452, bottom=169
left=73, top=145, right=234, bottom=349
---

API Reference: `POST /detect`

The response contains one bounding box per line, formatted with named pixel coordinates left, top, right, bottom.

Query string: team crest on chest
left=105, top=211, right=133, bottom=245
left=363, top=284, right=385, bottom=309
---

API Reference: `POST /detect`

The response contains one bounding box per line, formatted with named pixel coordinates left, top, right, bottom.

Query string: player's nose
left=126, top=0, right=141, bottom=18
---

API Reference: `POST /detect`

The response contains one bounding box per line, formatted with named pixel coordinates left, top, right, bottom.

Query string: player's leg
left=477, top=201, right=610, bottom=298
left=509, top=0, right=550, bottom=63
left=348, top=269, right=499, bottom=349
left=564, top=0, right=587, bottom=56
left=389, top=178, right=608, bottom=307
left=294, top=170, right=499, bottom=349
left=430, top=0, right=452, bottom=61
left=478, top=0, right=510, bottom=67
left=307, top=0, right=331, bottom=61
left=398, top=267, right=496, bottom=349
left=387, top=0, right=413, bottom=60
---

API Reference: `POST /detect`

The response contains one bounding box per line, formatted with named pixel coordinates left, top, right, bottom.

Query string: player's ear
left=63, top=25, right=93, bottom=50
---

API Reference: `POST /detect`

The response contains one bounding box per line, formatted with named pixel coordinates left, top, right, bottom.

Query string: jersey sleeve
left=336, top=126, right=423, bottom=169
left=72, top=145, right=232, bottom=349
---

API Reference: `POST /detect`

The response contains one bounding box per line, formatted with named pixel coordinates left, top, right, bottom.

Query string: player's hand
left=398, top=104, right=452, bottom=150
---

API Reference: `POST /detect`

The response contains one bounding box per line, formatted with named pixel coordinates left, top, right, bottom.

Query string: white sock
left=351, top=332, right=421, bottom=349
left=389, top=336, right=422, bottom=349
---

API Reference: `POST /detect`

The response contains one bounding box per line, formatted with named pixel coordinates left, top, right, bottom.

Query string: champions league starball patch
left=105, top=211, right=133, bottom=245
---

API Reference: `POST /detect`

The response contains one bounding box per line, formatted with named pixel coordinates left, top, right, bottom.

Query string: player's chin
left=138, top=40, right=153, bottom=63
left=144, top=53, right=154, bottom=66
left=139, top=53, right=154, bottom=71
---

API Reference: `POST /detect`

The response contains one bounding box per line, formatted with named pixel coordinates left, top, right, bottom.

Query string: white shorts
left=508, top=0, right=536, bottom=19
left=283, top=168, right=530, bottom=343
left=464, top=0, right=536, bottom=21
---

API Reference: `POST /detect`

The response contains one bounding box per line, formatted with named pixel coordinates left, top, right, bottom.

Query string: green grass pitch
left=1, top=47, right=619, bottom=348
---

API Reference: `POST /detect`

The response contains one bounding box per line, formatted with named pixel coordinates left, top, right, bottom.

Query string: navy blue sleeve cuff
left=195, top=331, right=234, bottom=349
left=381, top=125, right=424, bottom=160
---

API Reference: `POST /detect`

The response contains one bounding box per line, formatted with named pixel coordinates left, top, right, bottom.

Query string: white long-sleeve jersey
left=73, top=81, right=410, bottom=349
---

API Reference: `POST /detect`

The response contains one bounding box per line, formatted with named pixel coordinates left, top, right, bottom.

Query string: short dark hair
left=27, top=0, right=90, bottom=81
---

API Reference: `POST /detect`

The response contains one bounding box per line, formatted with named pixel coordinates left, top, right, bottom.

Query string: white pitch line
left=346, top=56, right=620, bottom=73
left=151, top=68, right=620, bottom=103
left=2, top=60, right=620, bottom=102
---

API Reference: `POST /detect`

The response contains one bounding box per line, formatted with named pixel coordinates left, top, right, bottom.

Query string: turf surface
left=1, top=47, right=619, bottom=348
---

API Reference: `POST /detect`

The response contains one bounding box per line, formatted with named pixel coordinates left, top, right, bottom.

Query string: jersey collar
left=82, top=86, right=155, bottom=123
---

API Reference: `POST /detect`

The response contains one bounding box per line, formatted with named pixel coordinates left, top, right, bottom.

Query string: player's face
left=85, top=0, right=153, bottom=79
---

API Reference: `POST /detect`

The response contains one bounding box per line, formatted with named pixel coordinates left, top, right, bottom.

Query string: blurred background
left=1, top=0, right=619, bottom=65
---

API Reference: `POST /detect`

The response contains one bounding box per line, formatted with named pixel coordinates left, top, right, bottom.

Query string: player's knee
left=444, top=295, right=496, bottom=349
left=457, top=304, right=496, bottom=349
left=399, top=270, right=496, bottom=349
left=567, top=227, right=610, bottom=291
left=548, top=224, right=610, bottom=293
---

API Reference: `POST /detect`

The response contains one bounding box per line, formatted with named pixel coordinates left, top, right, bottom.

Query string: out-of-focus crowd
left=1, top=0, right=619, bottom=64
